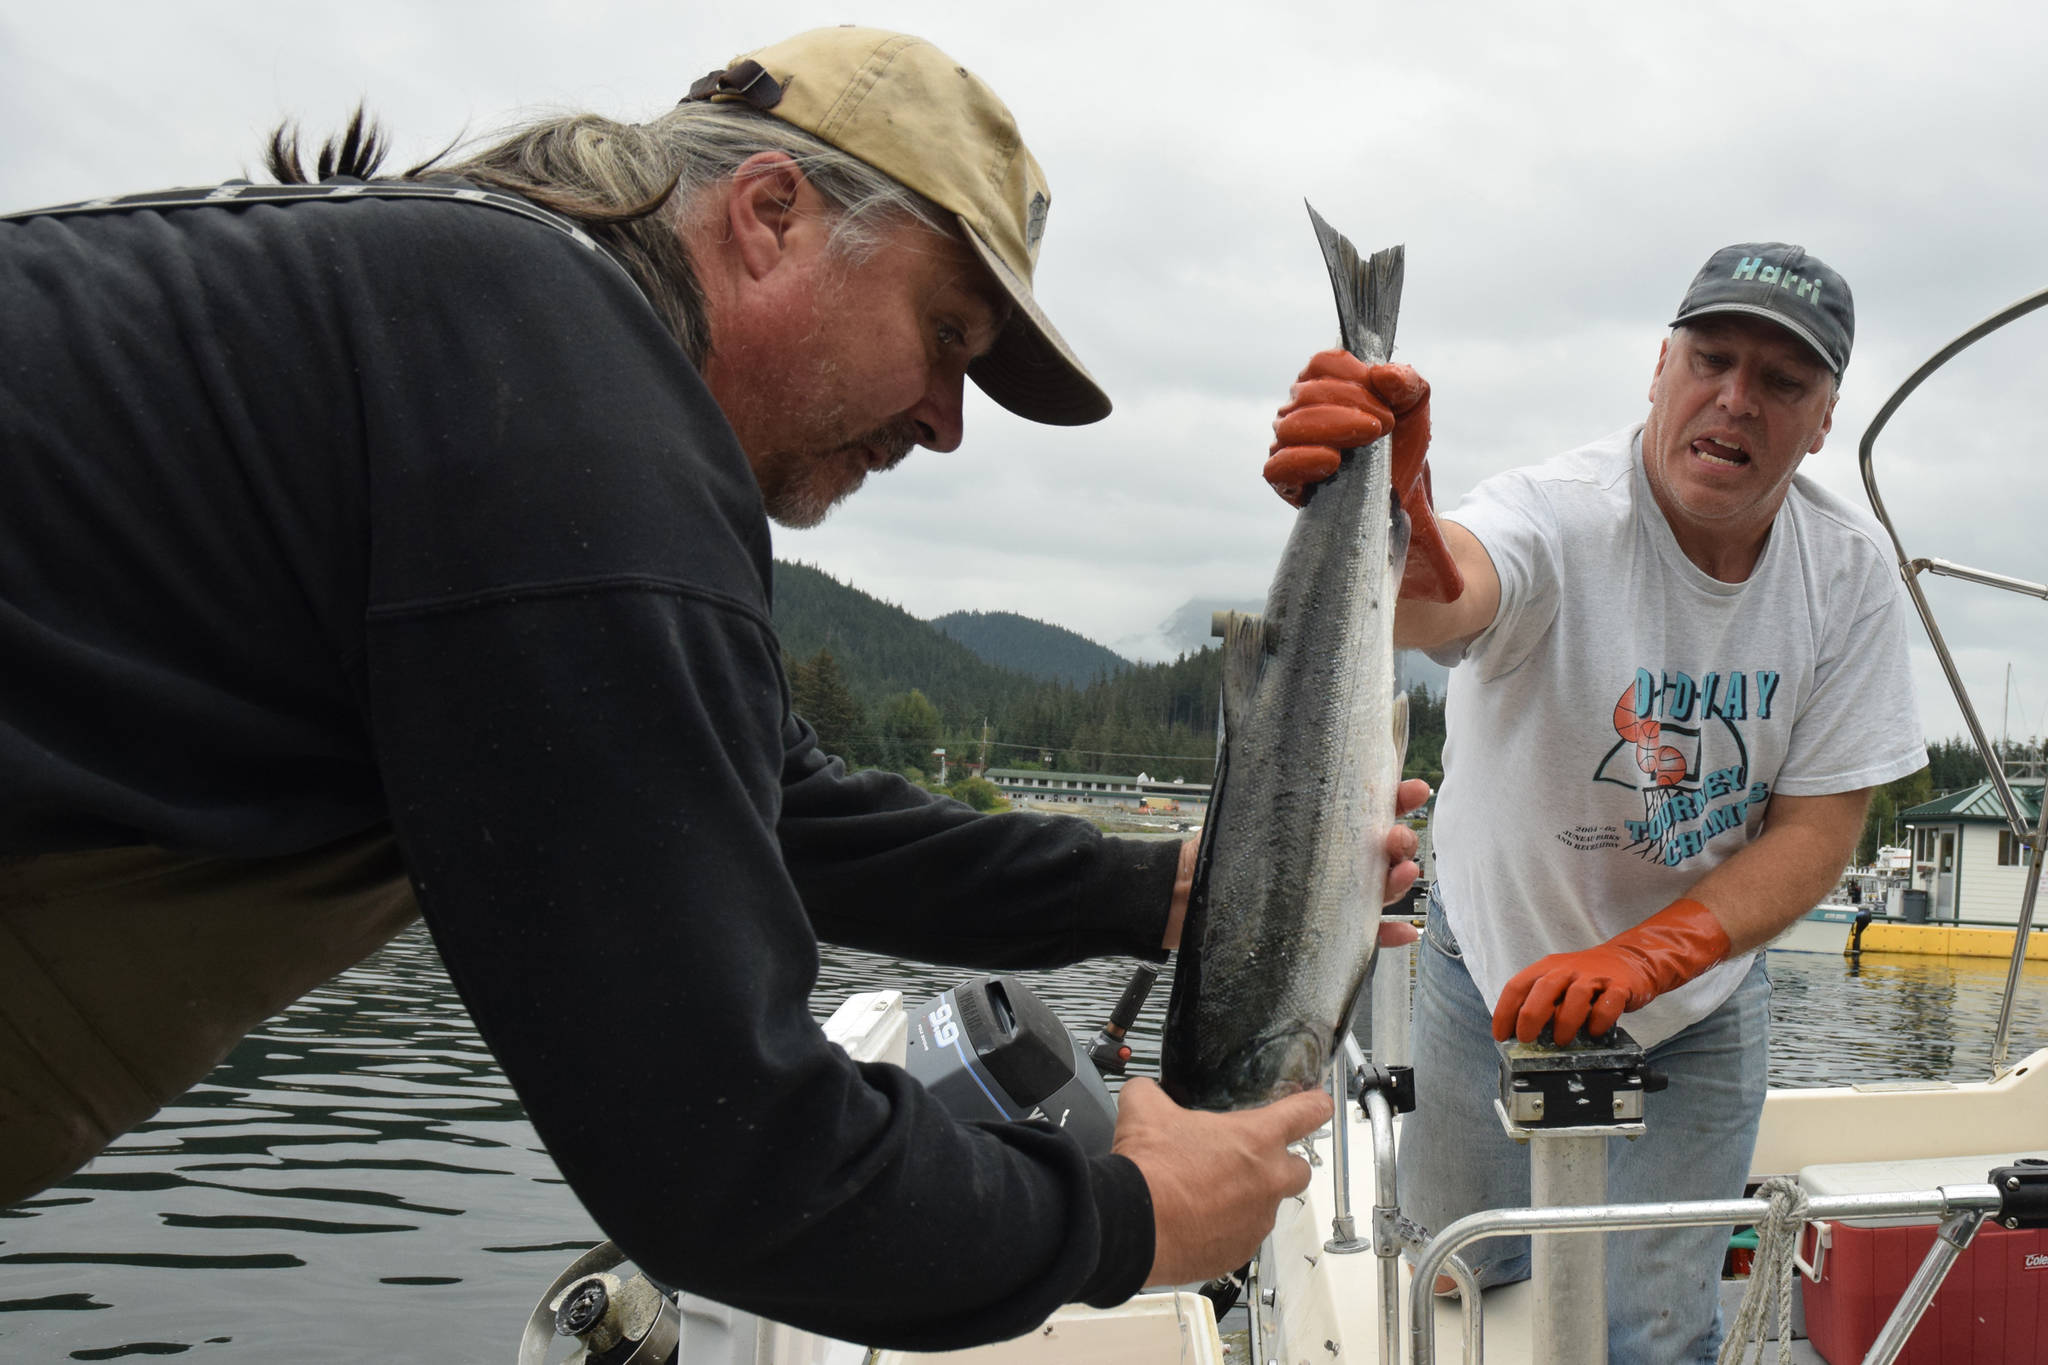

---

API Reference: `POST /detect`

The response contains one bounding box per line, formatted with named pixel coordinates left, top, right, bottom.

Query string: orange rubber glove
left=1490, top=898, right=1733, bottom=1045
left=1264, top=350, right=1463, bottom=603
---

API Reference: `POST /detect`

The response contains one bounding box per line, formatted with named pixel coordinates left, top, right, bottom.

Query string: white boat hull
left=1765, top=905, right=1862, bottom=955
left=661, top=984, right=2048, bottom=1364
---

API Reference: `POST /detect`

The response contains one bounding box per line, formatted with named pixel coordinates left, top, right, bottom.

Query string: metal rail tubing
left=1992, top=793, right=2048, bottom=1073
left=1328, top=1037, right=1369, bottom=1252
left=1911, top=558, right=2048, bottom=600
left=1438, top=1255, right=1483, bottom=1365
left=1407, top=1184, right=2002, bottom=1364
left=1362, top=1086, right=1401, bottom=1364
left=1327, top=1069, right=1367, bottom=1251
left=1858, top=286, right=2048, bottom=850
left=1326, top=1032, right=1481, bottom=1363
left=1862, top=1208, right=1988, bottom=1365
left=1857, top=285, right=2048, bottom=1077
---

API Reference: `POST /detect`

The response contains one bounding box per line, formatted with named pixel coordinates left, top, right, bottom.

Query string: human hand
left=1162, top=776, right=1431, bottom=950
left=1381, top=777, right=1429, bottom=914
left=1490, top=897, right=1732, bottom=1044
left=1263, top=349, right=1463, bottom=603
left=1112, top=1077, right=1332, bottom=1287
left=1376, top=777, right=1431, bottom=945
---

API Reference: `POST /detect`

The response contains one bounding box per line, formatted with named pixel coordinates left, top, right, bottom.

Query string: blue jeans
left=1398, top=891, right=1770, bottom=1365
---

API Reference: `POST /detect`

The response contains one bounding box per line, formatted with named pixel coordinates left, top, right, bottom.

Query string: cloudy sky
left=6, top=1, right=2046, bottom=748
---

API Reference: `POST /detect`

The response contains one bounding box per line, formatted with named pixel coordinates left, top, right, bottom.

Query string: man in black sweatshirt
left=0, top=25, right=1419, bottom=1349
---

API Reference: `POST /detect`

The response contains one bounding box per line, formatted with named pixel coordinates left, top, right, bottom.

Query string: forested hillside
left=770, top=560, right=1451, bottom=785
left=771, top=561, right=2018, bottom=833
left=771, top=561, right=1034, bottom=722
left=767, top=561, right=2025, bottom=857
left=930, top=609, right=1132, bottom=686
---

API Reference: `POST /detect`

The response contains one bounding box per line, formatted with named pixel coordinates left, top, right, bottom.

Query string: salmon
left=1160, top=207, right=1411, bottom=1110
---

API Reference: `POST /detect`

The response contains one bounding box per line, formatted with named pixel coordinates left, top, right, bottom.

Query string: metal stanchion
left=1327, top=1047, right=1370, bottom=1255
left=1529, top=1134, right=1608, bottom=1363
left=1246, top=1248, right=1273, bottom=1365
left=1991, top=791, right=2048, bottom=1074
left=1328, top=1031, right=1418, bottom=1362
left=1363, top=1086, right=1401, bottom=1365
left=1862, top=1208, right=1988, bottom=1365
left=1492, top=1028, right=1661, bottom=1365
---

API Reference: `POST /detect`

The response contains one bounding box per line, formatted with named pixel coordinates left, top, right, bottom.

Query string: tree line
left=1854, top=735, right=2014, bottom=866
left=786, top=640, right=1452, bottom=790
left=796, top=629, right=2004, bottom=863
left=773, top=559, right=2009, bottom=846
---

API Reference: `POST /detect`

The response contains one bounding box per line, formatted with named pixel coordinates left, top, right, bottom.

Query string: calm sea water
left=4, top=925, right=2044, bottom=1362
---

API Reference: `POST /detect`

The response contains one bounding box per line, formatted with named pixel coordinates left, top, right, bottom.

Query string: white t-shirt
left=1429, top=426, right=1926, bottom=1046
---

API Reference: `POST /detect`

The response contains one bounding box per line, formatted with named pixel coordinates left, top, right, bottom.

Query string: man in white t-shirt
left=1263, top=243, right=1925, bottom=1362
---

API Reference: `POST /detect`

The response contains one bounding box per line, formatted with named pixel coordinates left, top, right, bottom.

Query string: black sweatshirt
left=0, top=184, right=1178, bottom=1347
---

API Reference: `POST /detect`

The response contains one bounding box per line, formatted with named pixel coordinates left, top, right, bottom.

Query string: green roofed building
left=1898, top=778, right=2043, bottom=924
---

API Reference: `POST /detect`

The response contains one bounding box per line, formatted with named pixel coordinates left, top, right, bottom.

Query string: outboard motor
left=519, top=1245, right=681, bottom=1365
left=904, top=974, right=1119, bottom=1155
left=518, top=975, right=1125, bottom=1363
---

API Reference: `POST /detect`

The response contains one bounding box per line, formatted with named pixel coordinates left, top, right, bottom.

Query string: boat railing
left=1406, top=1181, right=2009, bottom=1365
left=1858, top=285, right=2048, bottom=1075
left=1325, top=1035, right=1484, bottom=1365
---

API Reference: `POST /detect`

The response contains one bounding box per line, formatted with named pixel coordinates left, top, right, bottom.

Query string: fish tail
left=1305, top=201, right=1404, bottom=363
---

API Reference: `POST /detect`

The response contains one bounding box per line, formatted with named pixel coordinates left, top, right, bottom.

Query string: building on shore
left=1897, top=778, right=2042, bottom=924
left=984, top=767, right=1211, bottom=819
left=983, top=770, right=1439, bottom=896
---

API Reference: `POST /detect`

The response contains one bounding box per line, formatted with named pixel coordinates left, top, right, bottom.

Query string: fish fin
left=1306, top=201, right=1404, bottom=363
left=1391, top=688, right=1411, bottom=774
left=1215, top=610, right=1268, bottom=743
left=1209, top=678, right=1230, bottom=797
left=1388, top=487, right=1414, bottom=587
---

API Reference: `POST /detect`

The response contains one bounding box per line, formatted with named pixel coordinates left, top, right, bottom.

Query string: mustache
left=850, top=423, right=919, bottom=471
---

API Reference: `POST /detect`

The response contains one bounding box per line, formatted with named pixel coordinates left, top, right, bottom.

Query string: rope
left=1717, top=1176, right=1811, bottom=1365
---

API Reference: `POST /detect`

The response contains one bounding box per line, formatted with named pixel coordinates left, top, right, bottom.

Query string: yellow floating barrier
left=1856, top=922, right=2048, bottom=960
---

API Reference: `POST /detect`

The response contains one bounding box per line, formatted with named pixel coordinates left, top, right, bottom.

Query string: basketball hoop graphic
left=1590, top=674, right=1757, bottom=866
left=1613, top=685, right=1692, bottom=788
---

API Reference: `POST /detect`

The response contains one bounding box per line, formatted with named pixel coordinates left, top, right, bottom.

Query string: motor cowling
left=904, top=974, right=1118, bottom=1155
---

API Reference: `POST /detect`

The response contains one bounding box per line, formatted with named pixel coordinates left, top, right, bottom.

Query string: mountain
left=930, top=610, right=1133, bottom=686
left=772, top=561, right=1219, bottom=780
left=769, top=561, right=1449, bottom=784
left=771, top=561, right=1038, bottom=720
left=1111, top=596, right=1261, bottom=663
left=1115, top=594, right=1450, bottom=695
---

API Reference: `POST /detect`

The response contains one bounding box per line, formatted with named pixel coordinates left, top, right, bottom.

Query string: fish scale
left=1159, top=206, right=1412, bottom=1111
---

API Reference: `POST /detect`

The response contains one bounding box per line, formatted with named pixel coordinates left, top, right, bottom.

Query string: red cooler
left=1796, top=1152, right=2048, bottom=1363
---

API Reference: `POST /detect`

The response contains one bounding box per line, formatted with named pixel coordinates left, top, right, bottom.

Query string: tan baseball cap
left=683, top=26, right=1111, bottom=425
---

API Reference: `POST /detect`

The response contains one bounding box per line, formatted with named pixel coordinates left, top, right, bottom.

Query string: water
left=4, top=927, right=2045, bottom=1361
left=0, top=931, right=596, bottom=1362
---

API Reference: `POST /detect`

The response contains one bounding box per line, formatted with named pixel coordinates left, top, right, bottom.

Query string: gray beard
left=757, top=425, right=917, bottom=529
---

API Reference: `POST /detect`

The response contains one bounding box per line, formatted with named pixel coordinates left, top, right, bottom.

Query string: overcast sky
left=6, top=1, right=2046, bottom=748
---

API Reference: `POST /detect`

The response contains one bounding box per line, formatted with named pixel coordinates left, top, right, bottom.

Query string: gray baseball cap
left=1670, top=243, right=1854, bottom=375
